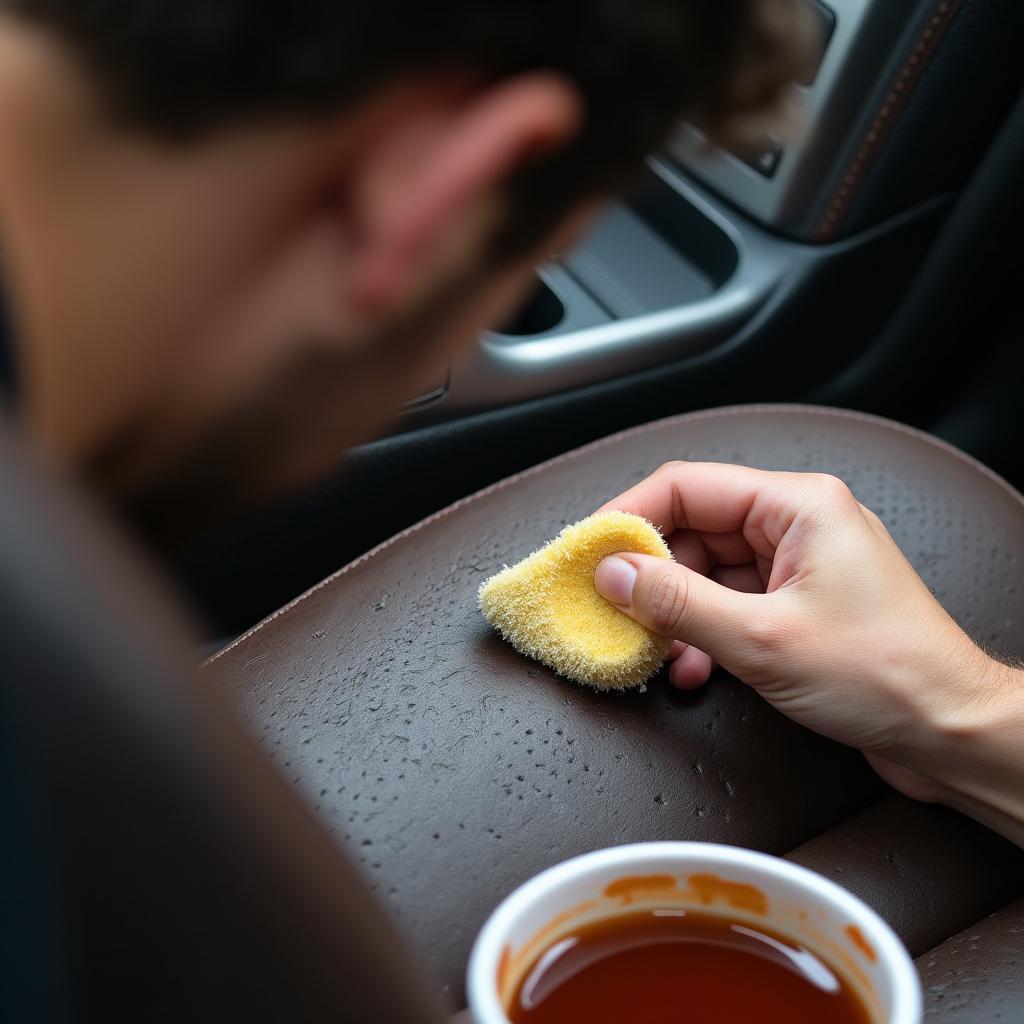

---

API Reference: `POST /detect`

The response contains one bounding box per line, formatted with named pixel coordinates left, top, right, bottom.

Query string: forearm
left=918, top=658, right=1024, bottom=848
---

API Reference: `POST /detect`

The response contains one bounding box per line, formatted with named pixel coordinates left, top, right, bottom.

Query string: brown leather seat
left=206, top=404, right=1024, bottom=1017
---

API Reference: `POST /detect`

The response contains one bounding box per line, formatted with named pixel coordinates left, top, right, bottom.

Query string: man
left=0, top=0, right=1021, bottom=1013
left=0, top=0, right=807, bottom=531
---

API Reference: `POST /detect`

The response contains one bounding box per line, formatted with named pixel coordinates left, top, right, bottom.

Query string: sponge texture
left=479, top=511, right=673, bottom=690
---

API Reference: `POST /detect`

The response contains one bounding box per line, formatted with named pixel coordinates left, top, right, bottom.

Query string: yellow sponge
left=478, top=511, right=673, bottom=691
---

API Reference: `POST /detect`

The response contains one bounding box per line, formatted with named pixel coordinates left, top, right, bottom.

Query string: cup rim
left=467, top=841, right=922, bottom=1024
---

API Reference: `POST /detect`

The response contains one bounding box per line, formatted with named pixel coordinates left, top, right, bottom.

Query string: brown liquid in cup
left=509, top=909, right=872, bottom=1024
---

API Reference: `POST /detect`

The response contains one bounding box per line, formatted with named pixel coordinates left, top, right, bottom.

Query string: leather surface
left=787, top=794, right=1024, bottom=957
left=916, top=898, right=1024, bottom=1020
left=208, top=404, right=1024, bottom=1003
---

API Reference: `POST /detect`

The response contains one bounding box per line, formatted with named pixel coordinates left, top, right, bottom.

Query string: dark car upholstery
left=207, top=405, right=1024, bottom=1017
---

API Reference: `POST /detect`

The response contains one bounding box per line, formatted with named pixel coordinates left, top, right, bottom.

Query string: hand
left=593, top=462, right=1024, bottom=842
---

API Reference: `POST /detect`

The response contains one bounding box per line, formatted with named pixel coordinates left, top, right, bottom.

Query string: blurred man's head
left=0, top=0, right=808, bottom=527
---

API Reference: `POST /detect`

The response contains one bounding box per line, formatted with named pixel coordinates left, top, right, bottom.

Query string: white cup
left=467, top=842, right=922, bottom=1024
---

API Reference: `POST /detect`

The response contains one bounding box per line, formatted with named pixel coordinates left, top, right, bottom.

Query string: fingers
left=595, top=553, right=761, bottom=659
left=598, top=462, right=861, bottom=557
left=669, top=529, right=756, bottom=571
left=668, top=532, right=712, bottom=576
left=710, top=564, right=765, bottom=594
left=669, top=538, right=767, bottom=595
left=597, top=462, right=778, bottom=548
left=668, top=645, right=715, bottom=690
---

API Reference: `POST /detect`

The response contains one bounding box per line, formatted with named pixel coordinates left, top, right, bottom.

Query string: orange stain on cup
left=846, top=924, right=877, bottom=963
left=603, top=875, right=678, bottom=903
left=689, top=873, right=769, bottom=915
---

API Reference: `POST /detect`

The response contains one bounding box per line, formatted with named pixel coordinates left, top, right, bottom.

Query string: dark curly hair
left=3, top=0, right=812, bottom=254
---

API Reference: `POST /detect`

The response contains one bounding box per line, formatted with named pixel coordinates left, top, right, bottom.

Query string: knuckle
left=809, top=473, right=854, bottom=505
left=645, top=567, right=690, bottom=637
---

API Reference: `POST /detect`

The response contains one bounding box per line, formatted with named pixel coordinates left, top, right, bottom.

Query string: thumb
left=595, top=553, right=760, bottom=659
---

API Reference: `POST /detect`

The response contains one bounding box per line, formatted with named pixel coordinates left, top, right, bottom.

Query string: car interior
left=7, top=0, right=1024, bottom=1020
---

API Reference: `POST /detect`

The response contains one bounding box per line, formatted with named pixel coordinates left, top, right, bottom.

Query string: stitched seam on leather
left=815, top=0, right=964, bottom=242
left=204, top=403, right=1024, bottom=666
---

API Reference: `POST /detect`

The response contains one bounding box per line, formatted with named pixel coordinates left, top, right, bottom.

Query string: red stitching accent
left=815, top=0, right=964, bottom=242
left=203, top=403, right=1024, bottom=667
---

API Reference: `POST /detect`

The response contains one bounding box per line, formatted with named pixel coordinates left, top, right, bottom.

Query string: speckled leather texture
left=917, top=897, right=1024, bottom=1019
left=207, top=405, right=1024, bottom=1014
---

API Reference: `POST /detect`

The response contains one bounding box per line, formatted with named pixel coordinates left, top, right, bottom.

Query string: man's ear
left=342, top=73, right=584, bottom=317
